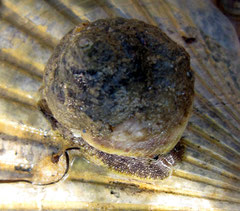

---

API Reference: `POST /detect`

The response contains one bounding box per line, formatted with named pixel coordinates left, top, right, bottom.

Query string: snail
left=38, top=17, right=194, bottom=179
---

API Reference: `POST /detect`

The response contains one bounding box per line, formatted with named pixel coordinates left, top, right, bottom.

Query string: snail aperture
left=40, top=18, right=194, bottom=179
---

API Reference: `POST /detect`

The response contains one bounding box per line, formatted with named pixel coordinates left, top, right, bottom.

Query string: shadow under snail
left=38, top=17, right=194, bottom=180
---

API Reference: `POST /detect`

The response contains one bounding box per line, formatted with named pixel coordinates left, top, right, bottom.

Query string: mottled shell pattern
left=0, top=0, right=239, bottom=210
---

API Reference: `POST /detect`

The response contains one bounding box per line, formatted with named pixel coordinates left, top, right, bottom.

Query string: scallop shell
left=0, top=0, right=240, bottom=210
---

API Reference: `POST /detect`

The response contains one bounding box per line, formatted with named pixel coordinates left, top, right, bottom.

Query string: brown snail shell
left=40, top=17, right=194, bottom=179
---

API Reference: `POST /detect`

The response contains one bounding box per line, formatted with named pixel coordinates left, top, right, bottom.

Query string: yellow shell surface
left=0, top=0, right=240, bottom=210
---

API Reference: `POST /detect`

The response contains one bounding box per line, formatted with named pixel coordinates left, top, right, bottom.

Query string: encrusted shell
left=0, top=0, right=239, bottom=210
left=42, top=17, right=194, bottom=156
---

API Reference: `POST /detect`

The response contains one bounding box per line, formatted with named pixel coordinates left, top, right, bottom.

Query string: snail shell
left=40, top=17, right=194, bottom=179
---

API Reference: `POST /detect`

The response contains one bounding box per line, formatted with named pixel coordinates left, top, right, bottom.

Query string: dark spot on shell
left=57, top=87, right=65, bottom=104
left=182, top=36, right=197, bottom=44
left=51, top=153, right=61, bottom=163
left=187, top=71, right=193, bottom=79
left=108, top=125, right=114, bottom=132
left=51, top=82, right=65, bottom=104
left=67, top=88, right=76, bottom=98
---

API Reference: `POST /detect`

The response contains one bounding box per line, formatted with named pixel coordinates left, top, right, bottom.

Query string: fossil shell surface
left=0, top=0, right=240, bottom=210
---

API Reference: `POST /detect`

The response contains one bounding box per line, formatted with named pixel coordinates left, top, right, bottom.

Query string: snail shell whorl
left=42, top=18, right=194, bottom=159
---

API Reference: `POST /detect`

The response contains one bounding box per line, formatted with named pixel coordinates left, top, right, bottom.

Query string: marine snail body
left=39, top=18, right=194, bottom=179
